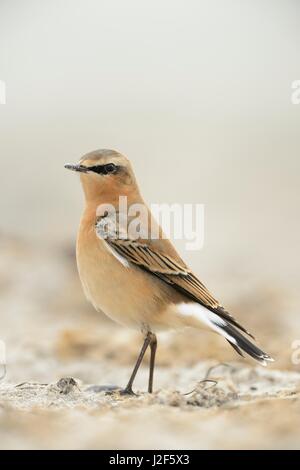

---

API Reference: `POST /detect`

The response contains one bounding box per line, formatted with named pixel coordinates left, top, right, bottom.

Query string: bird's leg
left=148, top=333, right=157, bottom=393
left=122, top=332, right=152, bottom=395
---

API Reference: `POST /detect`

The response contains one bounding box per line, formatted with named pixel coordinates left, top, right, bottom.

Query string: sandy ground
left=1, top=236, right=300, bottom=449
left=1, top=364, right=300, bottom=450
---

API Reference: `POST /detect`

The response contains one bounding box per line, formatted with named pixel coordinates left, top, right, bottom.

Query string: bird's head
left=65, top=149, right=139, bottom=203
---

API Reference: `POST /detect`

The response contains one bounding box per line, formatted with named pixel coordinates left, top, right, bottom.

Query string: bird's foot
left=105, top=386, right=136, bottom=397
left=119, top=387, right=136, bottom=396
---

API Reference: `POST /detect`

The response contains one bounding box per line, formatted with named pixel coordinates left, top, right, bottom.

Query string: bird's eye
left=89, top=163, right=118, bottom=175
left=104, top=163, right=117, bottom=174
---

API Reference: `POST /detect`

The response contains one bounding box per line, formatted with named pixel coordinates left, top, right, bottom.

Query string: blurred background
left=0, top=0, right=299, bottom=450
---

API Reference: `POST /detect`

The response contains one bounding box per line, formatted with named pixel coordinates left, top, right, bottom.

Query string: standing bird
left=65, top=149, right=273, bottom=394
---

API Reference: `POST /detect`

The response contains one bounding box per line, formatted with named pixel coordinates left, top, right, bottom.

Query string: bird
left=65, top=149, right=273, bottom=394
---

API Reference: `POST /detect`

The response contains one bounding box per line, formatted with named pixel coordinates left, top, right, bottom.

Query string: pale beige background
left=1, top=0, right=300, bottom=284
left=0, top=0, right=300, bottom=450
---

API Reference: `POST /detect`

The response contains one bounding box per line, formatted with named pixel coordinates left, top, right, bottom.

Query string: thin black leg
left=123, top=332, right=152, bottom=394
left=148, top=334, right=157, bottom=393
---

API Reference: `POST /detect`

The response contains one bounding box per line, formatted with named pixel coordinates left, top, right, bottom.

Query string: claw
left=105, top=387, right=137, bottom=397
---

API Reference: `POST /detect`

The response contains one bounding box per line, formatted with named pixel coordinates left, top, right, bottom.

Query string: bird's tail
left=178, top=303, right=274, bottom=365
left=220, top=321, right=274, bottom=365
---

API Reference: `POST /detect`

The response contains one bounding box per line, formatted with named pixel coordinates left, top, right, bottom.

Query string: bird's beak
left=64, top=163, right=88, bottom=173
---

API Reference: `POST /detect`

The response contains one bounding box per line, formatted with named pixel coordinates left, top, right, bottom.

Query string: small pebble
left=56, top=377, right=79, bottom=394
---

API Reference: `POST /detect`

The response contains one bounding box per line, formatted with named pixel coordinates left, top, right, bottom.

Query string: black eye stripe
left=89, top=163, right=118, bottom=175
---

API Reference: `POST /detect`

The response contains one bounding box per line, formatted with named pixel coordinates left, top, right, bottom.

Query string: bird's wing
left=110, top=237, right=218, bottom=307
left=95, top=215, right=253, bottom=338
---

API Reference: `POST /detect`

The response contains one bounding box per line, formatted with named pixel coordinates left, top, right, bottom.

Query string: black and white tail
left=210, top=309, right=274, bottom=365
left=221, top=322, right=273, bottom=365
left=179, top=303, right=274, bottom=365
